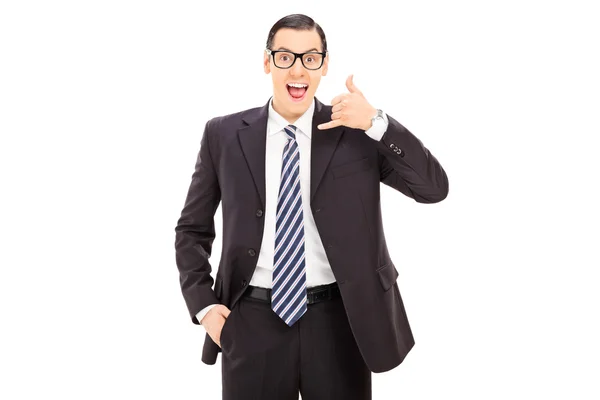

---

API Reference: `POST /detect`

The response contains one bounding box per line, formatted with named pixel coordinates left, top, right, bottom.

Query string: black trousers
left=220, top=287, right=372, bottom=400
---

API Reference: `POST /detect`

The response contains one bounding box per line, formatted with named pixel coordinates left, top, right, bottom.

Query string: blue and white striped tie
left=272, top=124, right=307, bottom=327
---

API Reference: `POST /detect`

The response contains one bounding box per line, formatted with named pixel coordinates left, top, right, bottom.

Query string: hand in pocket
left=200, top=304, right=232, bottom=348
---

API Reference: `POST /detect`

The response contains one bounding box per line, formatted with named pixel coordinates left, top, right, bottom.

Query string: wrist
left=364, top=106, right=377, bottom=130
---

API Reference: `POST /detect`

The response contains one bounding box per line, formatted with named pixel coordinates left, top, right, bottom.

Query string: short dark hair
left=266, top=14, right=327, bottom=53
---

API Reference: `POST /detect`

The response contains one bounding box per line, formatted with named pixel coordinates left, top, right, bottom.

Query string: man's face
left=263, top=28, right=328, bottom=122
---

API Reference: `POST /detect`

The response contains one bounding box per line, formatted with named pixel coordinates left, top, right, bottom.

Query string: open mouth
left=286, top=83, right=308, bottom=102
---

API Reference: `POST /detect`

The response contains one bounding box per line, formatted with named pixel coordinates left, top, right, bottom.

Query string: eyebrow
left=275, top=47, right=320, bottom=53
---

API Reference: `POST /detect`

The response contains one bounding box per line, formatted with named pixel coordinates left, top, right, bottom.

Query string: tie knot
left=284, top=125, right=297, bottom=140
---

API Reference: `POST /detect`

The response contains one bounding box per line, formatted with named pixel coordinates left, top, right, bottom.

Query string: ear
left=264, top=51, right=271, bottom=74
left=321, top=52, right=329, bottom=76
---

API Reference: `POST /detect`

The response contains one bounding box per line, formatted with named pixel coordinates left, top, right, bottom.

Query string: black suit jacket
left=174, top=96, right=448, bottom=373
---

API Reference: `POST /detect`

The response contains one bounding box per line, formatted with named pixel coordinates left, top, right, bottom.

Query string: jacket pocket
left=376, top=263, right=399, bottom=292
left=331, top=157, right=372, bottom=179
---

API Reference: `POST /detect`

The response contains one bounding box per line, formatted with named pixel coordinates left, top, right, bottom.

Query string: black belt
left=242, top=282, right=340, bottom=304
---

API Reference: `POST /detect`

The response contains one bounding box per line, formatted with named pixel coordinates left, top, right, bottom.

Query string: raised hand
left=317, top=74, right=377, bottom=131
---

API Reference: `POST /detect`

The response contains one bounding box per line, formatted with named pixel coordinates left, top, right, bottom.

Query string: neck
left=272, top=95, right=307, bottom=125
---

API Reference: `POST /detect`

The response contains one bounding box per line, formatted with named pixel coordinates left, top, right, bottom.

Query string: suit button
left=315, top=208, right=321, bottom=213
left=242, top=280, right=247, bottom=287
left=256, top=209, right=263, bottom=217
left=389, top=143, right=394, bottom=148
left=327, top=244, right=333, bottom=249
left=399, top=150, right=405, bottom=157
left=248, top=249, right=256, bottom=256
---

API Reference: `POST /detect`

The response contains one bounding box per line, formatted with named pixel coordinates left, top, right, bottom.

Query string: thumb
left=216, top=304, right=231, bottom=318
left=222, top=306, right=231, bottom=318
left=346, top=74, right=363, bottom=95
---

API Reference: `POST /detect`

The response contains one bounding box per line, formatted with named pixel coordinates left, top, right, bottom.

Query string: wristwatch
left=370, top=108, right=385, bottom=129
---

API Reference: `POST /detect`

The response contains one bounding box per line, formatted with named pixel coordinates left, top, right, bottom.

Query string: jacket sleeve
left=375, top=114, right=449, bottom=203
left=174, top=119, right=222, bottom=324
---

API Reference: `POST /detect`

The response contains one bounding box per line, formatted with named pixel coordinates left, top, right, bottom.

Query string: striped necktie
left=271, top=124, right=307, bottom=327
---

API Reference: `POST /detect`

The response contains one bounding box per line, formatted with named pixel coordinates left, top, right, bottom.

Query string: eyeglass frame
left=265, top=48, right=328, bottom=70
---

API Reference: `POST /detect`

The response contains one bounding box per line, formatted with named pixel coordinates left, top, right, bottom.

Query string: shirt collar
left=267, top=96, right=314, bottom=139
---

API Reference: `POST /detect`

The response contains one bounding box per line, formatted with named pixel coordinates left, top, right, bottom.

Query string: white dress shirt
left=196, top=97, right=389, bottom=329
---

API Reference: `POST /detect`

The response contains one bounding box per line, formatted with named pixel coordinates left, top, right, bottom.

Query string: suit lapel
left=238, top=99, right=269, bottom=208
left=310, top=97, right=345, bottom=202
left=237, top=96, right=345, bottom=209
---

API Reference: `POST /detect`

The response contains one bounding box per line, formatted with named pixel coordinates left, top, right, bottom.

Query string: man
left=174, top=13, right=448, bottom=400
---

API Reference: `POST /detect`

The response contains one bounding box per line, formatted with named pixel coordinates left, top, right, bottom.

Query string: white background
left=1, top=0, right=599, bottom=399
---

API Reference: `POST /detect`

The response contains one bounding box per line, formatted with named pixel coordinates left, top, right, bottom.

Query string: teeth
left=287, top=83, right=308, bottom=88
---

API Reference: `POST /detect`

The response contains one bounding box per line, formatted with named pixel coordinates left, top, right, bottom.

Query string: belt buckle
left=307, top=286, right=330, bottom=304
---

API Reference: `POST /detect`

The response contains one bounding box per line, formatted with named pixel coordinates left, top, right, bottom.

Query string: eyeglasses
left=266, top=49, right=327, bottom=70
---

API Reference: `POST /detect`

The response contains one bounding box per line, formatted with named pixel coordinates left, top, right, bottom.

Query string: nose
left=289, top=56, right=305, bottom=75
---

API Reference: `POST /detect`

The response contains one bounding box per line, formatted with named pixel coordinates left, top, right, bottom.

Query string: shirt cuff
left=364, top=112, right=389, bottom=141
